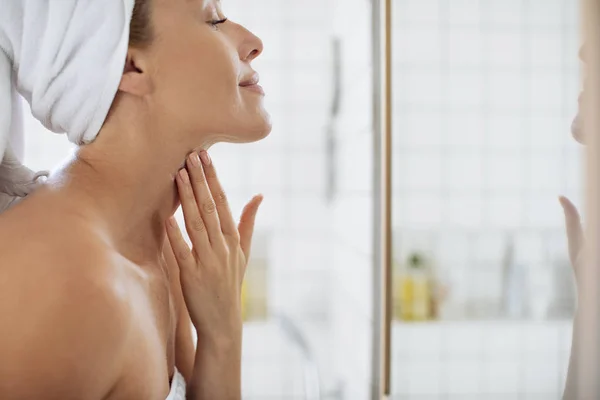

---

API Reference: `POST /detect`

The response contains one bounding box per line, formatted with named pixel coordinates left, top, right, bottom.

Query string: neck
left=50, top=117, right=210, bottom=265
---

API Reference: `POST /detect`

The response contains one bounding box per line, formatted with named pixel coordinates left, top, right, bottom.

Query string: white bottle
left=501, top=236, right=527, bottom=319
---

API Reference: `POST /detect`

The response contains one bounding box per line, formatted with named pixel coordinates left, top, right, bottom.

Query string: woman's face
left=572, top=45, right=585, bottom=144
left=146, top=0, right=271, bottom=145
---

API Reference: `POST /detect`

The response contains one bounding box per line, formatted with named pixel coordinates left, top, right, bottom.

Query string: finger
left=186, top=152, right=223, bottom=245
left=177, top=169, right=210, bottom=253
left=559, top=196, right=584, bottom=266
left=162, top=230, right=179, bottom=275
left=238, top=195, right=264, bottom=260
left=199, top=151, right=238, bottom=238
left=165, top=217, right=196, bottom=272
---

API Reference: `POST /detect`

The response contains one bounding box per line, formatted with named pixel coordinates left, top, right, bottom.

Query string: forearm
left=563, top=297, right=600, bottom=400
left=563, top=313, right=580, bottom=399
left=187, top=330, right=242, bottom=400
left=175, top=303, right=195, bottom=384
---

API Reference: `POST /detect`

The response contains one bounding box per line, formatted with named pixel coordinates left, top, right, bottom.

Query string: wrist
left=196, top=325, right=242, bottom=351
left=191, top=308, right=243, bottom=344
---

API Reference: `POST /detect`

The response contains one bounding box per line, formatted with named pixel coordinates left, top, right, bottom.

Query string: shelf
left=392, top=318, right=573, bottom=328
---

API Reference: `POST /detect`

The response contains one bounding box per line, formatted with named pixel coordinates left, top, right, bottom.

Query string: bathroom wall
left=391, top=0, right=580, bottom=398
left=392, top=320, right=572, bottom=399
left=330, top=0, right=377, bottom=398
left=189, top=1, right=346, bottom=398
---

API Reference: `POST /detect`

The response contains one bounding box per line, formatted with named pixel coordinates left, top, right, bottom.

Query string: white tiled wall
left=198, top=1, right=344, bottom=398
left=331, top=0, right=376, bottom=398
left=393, top=0, right=581, bottom=231
left=392, top=321, right=572, bottom=399
left=392, top=0, right=580, bottom=398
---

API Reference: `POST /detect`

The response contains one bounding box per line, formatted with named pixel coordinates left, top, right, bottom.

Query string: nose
left=239, top=27, right=263, bottom=63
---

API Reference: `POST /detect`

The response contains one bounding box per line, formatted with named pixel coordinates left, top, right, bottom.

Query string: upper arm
left=0, top=257, right=132, bottom=400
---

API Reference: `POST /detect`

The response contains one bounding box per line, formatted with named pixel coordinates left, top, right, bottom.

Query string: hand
left=559, top=197, right=598, bottom=399
left=560, top=196, right=584, bottom=282
left=165, top=150, right=263, bottom=341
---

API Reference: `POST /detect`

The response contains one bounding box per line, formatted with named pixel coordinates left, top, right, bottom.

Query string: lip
left=239, top=72, right=264, bottom=95
left=240, top=72, right=260, bottom=87
left=240, top=83, right=265, bottom=95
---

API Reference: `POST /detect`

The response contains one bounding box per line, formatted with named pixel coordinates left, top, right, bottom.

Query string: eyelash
left=210, top=18, right=228, bottom=28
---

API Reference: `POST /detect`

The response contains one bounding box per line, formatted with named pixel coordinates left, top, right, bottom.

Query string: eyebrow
left=199, top=0, right=221, bottom=7
left=197, top=0, right=220, bottom=9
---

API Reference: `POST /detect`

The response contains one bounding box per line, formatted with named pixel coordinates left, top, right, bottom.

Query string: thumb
left=238, top=194, right=264, bottom=261
left=559, top=196, right=584, bottom=267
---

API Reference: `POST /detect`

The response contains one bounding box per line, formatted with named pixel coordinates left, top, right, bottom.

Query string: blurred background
left=20, top=0, right=581, bottom=399
left=390, top=1, right=580, bottom=399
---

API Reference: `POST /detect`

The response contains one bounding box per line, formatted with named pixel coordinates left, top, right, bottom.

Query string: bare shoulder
left=0, top=207, right=133, bottom=399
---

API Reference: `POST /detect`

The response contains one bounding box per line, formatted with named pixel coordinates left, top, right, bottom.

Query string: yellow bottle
left=241, top=233, right=270, bottom=322
left=399, top=253, right=431, bottom=321
left=398, top=273, right=412, bottom=320
left=411, top=272, right=430, bottom=321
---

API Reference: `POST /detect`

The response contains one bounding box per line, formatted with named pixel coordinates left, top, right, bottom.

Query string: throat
left=51, top=155, right=181, bottom=265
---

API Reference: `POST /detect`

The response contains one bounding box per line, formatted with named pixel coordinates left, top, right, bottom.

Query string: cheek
left=150, top=28, right=268, bottom=139
left=156, top=39, right=240, bottom=123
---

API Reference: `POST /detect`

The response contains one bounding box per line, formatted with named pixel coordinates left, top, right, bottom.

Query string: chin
left=571, top=113, right=585, bottom=144
left=253, top=116, right=273, bottom=140
left=218, top=116, right=272, bottom=144
left=241, top=125, right=272, bottom=143
left=239, top=113, right=273, bottom=143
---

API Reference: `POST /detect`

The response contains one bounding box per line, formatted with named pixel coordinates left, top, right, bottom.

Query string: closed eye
left=210, top=17, right=228, bottom=27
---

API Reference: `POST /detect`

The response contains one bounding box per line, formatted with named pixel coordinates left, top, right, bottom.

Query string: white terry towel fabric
left=166, top=368, right=187, bottom=400
left=0, top=0, right=135, bottom=210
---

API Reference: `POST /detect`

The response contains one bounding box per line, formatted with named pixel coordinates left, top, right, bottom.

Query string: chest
left=109, top=265, right=179, bottom=400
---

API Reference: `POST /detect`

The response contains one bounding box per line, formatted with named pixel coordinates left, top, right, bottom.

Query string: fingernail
left=168, top=217, right=177, bottom=228
left=559, top=196, right=567, bottom=208
left=190, top=152, right=201, bottom=167
left=179, top=169, right=189, bottom=183
left=200, top=151, right=211, bottom=166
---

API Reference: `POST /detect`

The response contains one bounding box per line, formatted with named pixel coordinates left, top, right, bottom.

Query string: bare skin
left=0, top=0, right=270, bottom=398
left=562, top=43, right=590, bottom=399
left=166, top=152, right=263, bottom=400
left=0, top=150, right=260, bottom=400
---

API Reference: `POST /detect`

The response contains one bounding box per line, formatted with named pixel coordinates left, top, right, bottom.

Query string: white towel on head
left=0, top=0, right=135, bottom=209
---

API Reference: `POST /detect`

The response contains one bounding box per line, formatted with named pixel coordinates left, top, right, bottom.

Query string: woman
left=561, top=44, right=596, bottom=398
left=0, top=0, right=269, bottom=399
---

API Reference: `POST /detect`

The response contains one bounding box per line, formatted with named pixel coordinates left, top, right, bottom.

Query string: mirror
left=390, top=1, right=581, bottom=398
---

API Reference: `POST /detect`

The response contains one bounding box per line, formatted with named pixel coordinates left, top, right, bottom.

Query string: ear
left=118, top=48, right=153, bottom=96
